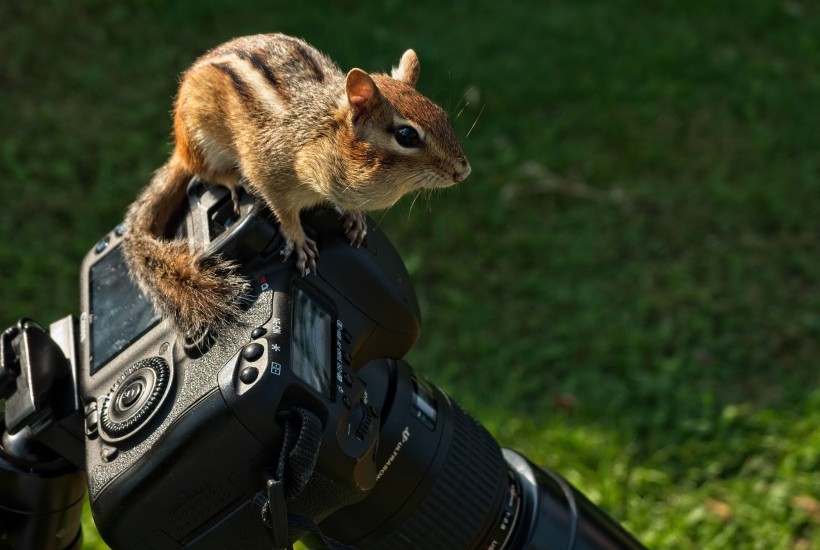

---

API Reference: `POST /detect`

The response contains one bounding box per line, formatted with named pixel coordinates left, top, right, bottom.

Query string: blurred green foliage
left=2, top=1, right=819, bottom=548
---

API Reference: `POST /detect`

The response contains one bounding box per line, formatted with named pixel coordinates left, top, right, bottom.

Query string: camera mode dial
left=99, top=356, right=171, bottom=442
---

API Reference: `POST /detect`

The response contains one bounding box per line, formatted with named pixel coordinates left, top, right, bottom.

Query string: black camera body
left=1, top=181, right=647, bottom=550
left=78, top=183, right=427, bottom=547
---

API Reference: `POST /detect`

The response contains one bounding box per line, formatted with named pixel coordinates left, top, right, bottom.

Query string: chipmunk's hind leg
left=123, top=156, right=250, bottom=338
left=203, top=170, right=244, bottom=216
left=227, top=182, right=242, bottom=216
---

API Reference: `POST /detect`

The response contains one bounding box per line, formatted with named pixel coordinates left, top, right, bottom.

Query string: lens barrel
left=317, top=359, right=645, bottom=550
left=318, top=359, right=515, bottom=549
left=503, top=450, right=646, bottom=550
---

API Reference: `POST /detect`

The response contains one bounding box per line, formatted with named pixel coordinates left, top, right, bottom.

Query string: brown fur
left=123, top=33, right=470, bottom=337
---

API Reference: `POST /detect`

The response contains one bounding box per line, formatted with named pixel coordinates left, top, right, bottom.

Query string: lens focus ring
left=368, top=402, right=509, bottom=550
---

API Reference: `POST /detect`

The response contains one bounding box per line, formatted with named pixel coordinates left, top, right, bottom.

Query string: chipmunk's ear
left=346, top=68, right=382, bottom=123
left=391, top=49, right=420, bottom=86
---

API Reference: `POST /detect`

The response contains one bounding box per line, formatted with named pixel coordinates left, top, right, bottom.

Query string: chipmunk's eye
left=394, top=125, right=421, bottom=148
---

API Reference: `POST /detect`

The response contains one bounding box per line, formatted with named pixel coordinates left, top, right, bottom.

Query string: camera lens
left=317, top=360, right=517, bottom=550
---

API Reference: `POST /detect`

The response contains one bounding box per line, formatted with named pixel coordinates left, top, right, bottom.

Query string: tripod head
left=0, top=318, right=85, bottom=550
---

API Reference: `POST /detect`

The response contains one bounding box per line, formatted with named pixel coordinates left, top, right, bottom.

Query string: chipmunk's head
left=336, top=49, right=470, bottom=210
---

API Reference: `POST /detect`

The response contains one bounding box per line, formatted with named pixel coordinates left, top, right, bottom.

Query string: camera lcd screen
left=89, top=245, right=160, bottom=374
left=290, top=288, right=333, bottom=398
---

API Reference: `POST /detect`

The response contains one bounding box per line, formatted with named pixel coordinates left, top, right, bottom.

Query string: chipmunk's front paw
left=281, top=236, right=319, bottom=275
left=342, top=210, right=367, bottom=247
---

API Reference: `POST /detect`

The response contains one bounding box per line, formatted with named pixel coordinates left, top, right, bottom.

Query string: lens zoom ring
left=370, top=403, right=508, bottom=550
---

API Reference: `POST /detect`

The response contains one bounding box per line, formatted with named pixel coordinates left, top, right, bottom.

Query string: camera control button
left=241, top=343, right=264, bottom=361
left=240, top=366, right=259, bottom=384
left=355, top=406, right=375, bottom=440
left=94, top=237, right=110, bottom=254
left=101, top=445, right=119, bottom=463
left=84, top=401, right=99, bottom=437
left=117, top=378, right=145, bottom=410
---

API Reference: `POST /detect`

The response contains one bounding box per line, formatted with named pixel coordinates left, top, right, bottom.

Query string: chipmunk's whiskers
left=466, top=103, right=485, bottom=138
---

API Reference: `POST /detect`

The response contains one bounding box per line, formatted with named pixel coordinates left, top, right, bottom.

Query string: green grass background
left=2, top=1, right=819, bottom=548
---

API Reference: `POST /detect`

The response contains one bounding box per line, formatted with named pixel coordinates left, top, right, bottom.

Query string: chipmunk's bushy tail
left=122, top=156, right=249, bottom=338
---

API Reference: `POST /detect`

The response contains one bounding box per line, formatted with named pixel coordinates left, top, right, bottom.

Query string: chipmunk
left=122, top=33, right=470, bottom=338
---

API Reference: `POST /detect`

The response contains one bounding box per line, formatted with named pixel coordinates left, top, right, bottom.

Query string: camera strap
left=262, top=407, right=357, bottom=550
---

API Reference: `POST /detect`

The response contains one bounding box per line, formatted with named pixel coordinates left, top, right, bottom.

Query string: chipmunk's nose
left=453, top=158, right=471, bottom=183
